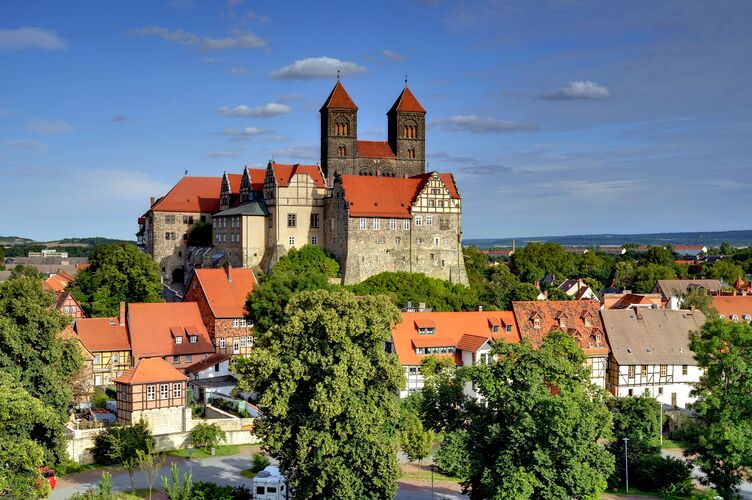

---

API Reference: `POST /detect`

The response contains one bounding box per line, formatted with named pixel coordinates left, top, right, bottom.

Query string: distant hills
left=1, top=236, right=135, bottom=258
left=464, top=230, right=752, bottom=249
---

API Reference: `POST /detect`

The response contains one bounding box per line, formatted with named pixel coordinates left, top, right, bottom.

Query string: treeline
left=2, top=238, right=135, bottom=258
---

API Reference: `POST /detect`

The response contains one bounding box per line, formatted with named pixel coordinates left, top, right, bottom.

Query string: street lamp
left=431, top=461, right=435, bottom=499
left=622, top=437, right=629, bottom=493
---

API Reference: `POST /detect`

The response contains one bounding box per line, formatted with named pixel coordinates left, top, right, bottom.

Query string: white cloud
left=432, top=115, right=537, bottom=133
left=0, top=28, right=68, bottom=51
left=26, top=118, right=75, bottom=135
left=215, top=127, right=269, bottom=139
left=382, top=49, right=406, bottom=61
left=2, top=139, right=48, bottom=153
left=131, top=26, right=266, bottom=51
left=218, top=103, right=291, bottom=117
left=270, top=57, right=366, bottom=80
left=228, top=66, right=248, bottom=76
left=208, top=150, right=241, bottom=158
left=542, top=81, right=611, bottom=100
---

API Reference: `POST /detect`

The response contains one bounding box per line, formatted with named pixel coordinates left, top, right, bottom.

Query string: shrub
left=635, top=454, right=693, bottom=495
left=92, top=420, right=153, bottom=465
left=104, top=387, right=116, bottom=399
left=251, top=453, right=270, bottom=473
left=189, top=422, right=226, bottom=451
left=91, top=390, right=109, bottom=409
left=435, top=430, right=470, bottom=478
left=190, top=482, right=252, bottom=500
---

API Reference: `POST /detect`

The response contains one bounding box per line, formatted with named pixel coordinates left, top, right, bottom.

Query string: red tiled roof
left=114, top=357, right=188, bottom=385
left=357, top=141, right=396, bottom=159
left=414, top=318, right=436, bottom=329
left=512, top=301, right=608, bottom=356
left=456, top=333, right=492, bottom=352
left=185, top=353, right=230, bottom=374
left=75, top=317, right=131, bottom=352
left=388, top=87, right=426, bottom=113
left=189, top=267, right=257, bottom=318
left=392, top=311, right=520, bottom=366
left=128, top=303, right=215, bottom=360
left=711, top=296, right=752, bottom=321
left=44, top=273, right=72, bottom=292
left=270, top=163, right=326, bottom=189
left=340, top=172, right=460, bottom=218
left=320, top=81, right=358, bottom=110
left=245, top=167, right=266, bottom=190
left=151, top=176, right=223, bottom=214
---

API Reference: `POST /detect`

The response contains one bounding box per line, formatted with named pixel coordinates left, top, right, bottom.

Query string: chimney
left=478, top=305, right=483, bottom=312
left=150, top=196, right=155, bottom=206
left=223, top=262, right=232, bottom=282
left=119, top=302, right=126, bottom=327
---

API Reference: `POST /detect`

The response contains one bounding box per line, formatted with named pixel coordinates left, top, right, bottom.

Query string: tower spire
left=404, top=74, right=408, bottom=87
left=337, top=69, right=341, bottom=80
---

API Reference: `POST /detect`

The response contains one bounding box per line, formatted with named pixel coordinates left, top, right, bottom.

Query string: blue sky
left=1, top=0, right=750, bottom=241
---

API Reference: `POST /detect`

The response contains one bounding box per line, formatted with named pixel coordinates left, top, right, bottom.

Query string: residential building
left=185, top=353, right=236, bottom=403
left=114, top=357, right=188, bottom=424
left=710, top=295, right=752, bottom=324
left=390, top=311, right=520, bottom=399
left=557, top=278, right=598, bottom=301
left=674, top=245, right=707, bottom=257
left=601, top=308, right=706, bottom=408
left=184, top=265, right=256, bottom=356
left=602, top=291, right=664, bottom=310
left=652, top=279, right=723, bottom=309
left=74, top=303, right=132, bottom=387
left=43, top=272, right=86, bottom=319
left=127, top=302, right=215, bottom=372
left=512, top=300, right=608, bottom=388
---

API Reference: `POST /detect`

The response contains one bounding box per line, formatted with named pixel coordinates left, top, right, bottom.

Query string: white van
left=253, top=466, right=290, bottom=499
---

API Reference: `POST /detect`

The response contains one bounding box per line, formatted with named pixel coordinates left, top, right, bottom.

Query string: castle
left=138, top=81, right=468, bottom=286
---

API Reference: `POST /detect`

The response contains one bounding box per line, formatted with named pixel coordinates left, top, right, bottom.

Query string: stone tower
left=320, top=80, right=358, bottom=182
left=387, top=86, right=426, bottom=177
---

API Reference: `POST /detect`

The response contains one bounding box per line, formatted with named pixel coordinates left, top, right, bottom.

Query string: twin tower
left=320, top=81, right=427, bottom=183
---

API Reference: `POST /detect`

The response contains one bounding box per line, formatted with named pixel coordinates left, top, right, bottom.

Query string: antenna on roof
left=404, top=74, right=408, bottom=86
left=337, top=69, right=341, bottom=80
left=184, top=170, right=188, bottom=176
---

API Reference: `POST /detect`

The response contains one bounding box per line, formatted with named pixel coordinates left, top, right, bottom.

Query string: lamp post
left=659, top=403, right=663, bottom=448
left=623, top=437, right=629, bottom=493
left=431, top=461, right=435, bottom=500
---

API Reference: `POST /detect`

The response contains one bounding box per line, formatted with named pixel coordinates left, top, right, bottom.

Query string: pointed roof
left=114, top=357, right=188, bottom=385
left=320, top=81, right=358, bottom=111
left=388, top=86, right=426, bottom=114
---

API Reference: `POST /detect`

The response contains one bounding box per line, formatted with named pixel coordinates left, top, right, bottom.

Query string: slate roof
left=214, top=199, right=269, bottom=217
left=653, top=280, right=723, bottom=300
left=600, top=309, right=706, bottom=365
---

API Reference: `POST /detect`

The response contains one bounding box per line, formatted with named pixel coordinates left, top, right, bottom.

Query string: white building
left=185, top=353, right=237, bottom=403
left=652, top=279, right=723, bottom=310
left=601, top=308, right=706, bottom=408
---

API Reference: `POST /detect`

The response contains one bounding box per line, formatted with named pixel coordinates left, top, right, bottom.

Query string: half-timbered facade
left=114, top=357, right=188, bottom=424
left=601, top=308, right=706, bottom=408
left=74, top=303, right=132, bottom=387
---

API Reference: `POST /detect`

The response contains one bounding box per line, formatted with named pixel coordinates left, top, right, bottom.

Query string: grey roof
left=0, top=271, right=11, bottom=282
left=653, top=279, right=723, bottom=299
left=601, top=309, right=706, bottom=365
left=214, top=199, right=268, bottom=217
left=189, top=375, right=237, bottom=389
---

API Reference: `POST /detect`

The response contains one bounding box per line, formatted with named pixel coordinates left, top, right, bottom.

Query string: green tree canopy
left=418, top=356, right=469, bottom=432
left=687, top=319, right=752, bottom=498
left=644, top=246, right=674, bottom=266
left=272, top=245, right=340, bottom=278
left=350, top=271, right=480, bottom=312
left=70, top=243, right=163, bottom=317
left=705, top=259, right=744, bottom=284
left=9, top=264, right=43, bottom=280
left=510, top=242, right=577, bottom=284
left=0, top=276, right=82, bottom=462
left=235, top=289, right=404, bottom=499
left=458, top=332, right=614, bottom=498
left=682, top=287, right=718, bottom=318
left=631, top=263, right=676, bottom=293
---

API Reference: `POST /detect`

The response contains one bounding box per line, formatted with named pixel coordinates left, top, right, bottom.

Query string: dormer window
left=418, top=327, right=435, bottom=335
left=189, top=335, right=197, bottom=344
left=744, top=314, right=751, bottom=323
left=533, top=318, right=541, bottom=329
left=732, top=315, right=739, bottom=323
left=558, top=319, right=567, bottom=329
left=491, top=325, right=499, bottom=333
left=505, top=325, right=512, bottom=333
left=175, top=336, right=183, bottom=344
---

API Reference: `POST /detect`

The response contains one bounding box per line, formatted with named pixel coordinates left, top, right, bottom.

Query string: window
left=219, top=338, right=226, bottom=349
left=658, top=387, right=664, bottom=395
left=160, top=384, right=168, bottom=399
left=240, top=337, right=247, bottom=348
left=438, top=200, right=444, bottom=208
left=268, top=217, right=273, bottom=228
left=628, top=388, right=634, bottom=396
left=222, top=234, right=226, bottom=242
left=395, top=236, right=401, bottom=245
left=71, top=306, right=77, bottom=314
left=433, top=237, right=440, bottom=246
left=407, top=148, right=415, bottom=159
left=288, top=236, right=295, bottom=246
left=287, top=213, right=297, bottom=228
left=402, top=123, right=418, bottom=139
left=416, top=238, right=423, bottom=245
left=373, top=219, right=380, bottom=230
left=491, top=325, right=499, bottom=333
left=175, top=336, right=183, bottom=344
left=173, top=355, right=180, bottom=364
left=415, top=216, right=423, bottom=226
left=505, top=325, right=512, bottom=333
left=311, top=235, right=318, bottom=245
left=310, top=213, right=320, bottom=228
left=338, top=145, right=346, bottom=156
left=63, top=306, right=70, bottom=313
left=214, top=363, right=220, bottom=372
left=233, top=319, right=240, bottom=328
left=389, top=218, right=397, bottom=230
left=189, top=335, right=197, bottom=344
left=173, top=383, right=182, bottom=399
left=164, top=232, right=176, bottom=240
left=240, top=319, right=247, bottom=327
left=335, top=120, right=349, bottom=136
left=732, top=315, right=739, bottom=322
left=426, top=216, right=433, bottom=226
left=147, top=385, right=156, bottom=401
left=112, top=353, right=119, bottom=365
left=183, top=215, right=193, bottom=224
left=682, top=364, right=688, bottom=375
left=164, top=215, right=176, bottom=224
left=403, top=220, right=410, bottom=230
left=428, top=200, right=435, bottom=208
left=360, top=218, right=367, bottom=230
left=533, top=318, right=541, bottom=329
left=216, top=233, right=220, bottom=242
left=660, top=365, right=668, bottom=377
left=628, top=366, right=636, bottom=377
left=185, top=354, right=192, bottom=363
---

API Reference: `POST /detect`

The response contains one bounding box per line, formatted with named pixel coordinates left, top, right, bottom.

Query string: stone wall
left=149, top=210, right=211, bottom=285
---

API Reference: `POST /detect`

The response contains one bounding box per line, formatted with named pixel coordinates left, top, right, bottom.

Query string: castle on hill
left=138, top=81, right=468, bottom=287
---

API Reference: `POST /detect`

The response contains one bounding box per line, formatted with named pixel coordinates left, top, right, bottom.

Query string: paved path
left=663, top=448, right=752, bottom=499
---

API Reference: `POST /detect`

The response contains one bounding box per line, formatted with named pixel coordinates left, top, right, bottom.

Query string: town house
left=114, top=357, right=188, bottom=425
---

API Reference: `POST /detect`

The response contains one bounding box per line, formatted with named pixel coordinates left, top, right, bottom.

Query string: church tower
left=387, top=86, right=426, bottom=177
left=320, top=80, right=358, bottom=182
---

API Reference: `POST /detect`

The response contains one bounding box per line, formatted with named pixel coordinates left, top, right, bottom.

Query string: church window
left=360, top=218, right=367, bottom=230
left=426, top=216, right=433, bottom=226
left=335, top=120, right=349, bottom=136
left=338, top=145, right=346, bottom=156
left=389, top=219, right=397, bottom=230
left=381, top=168, right=395, bottom=177
left=359, top=169, right=374, bottom=176
left=415, top=216, right=422, bottom=226
left=407, top=148, right=415, bottom=159
left=403, top=220, right=410, bottom=230
left=402, top=122, right=418, bottom=139
left=373, top=219, right=380, bottom=230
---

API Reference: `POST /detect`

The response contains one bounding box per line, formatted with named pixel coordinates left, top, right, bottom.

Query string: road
left=662, top=448, right=752, bottom=499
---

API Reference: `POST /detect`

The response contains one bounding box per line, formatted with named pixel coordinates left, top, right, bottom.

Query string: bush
left=251, top=453, right=270, bottom=473
left=191, top=482, right=252, bottom=500
left=91, top=390, right=109, bottom=409
left=434, top=430, right=470, bottom=478
left=104, top=387, right=116, bottom=399
left=634, top=454, right=693, bottom=495
left=92, top=420, right=153, bottom=465
left=189, top=422, right=226, bottom=451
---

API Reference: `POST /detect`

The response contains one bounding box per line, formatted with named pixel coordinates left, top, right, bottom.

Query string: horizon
left=2, top=1, right=751, bottom=240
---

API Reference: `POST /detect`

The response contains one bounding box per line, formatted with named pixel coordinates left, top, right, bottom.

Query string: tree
left=235, top=289, right=404, bottom=499
left=186, top=222, right=212, bottom=247
left=645, top=246, right=674, bottom=266
left=458, top=332, right=614, bottom=498
left=706, top=259, right=744, bottom=284
left=0, top=276, right=83, bottom=463
left=544, top=288, right=571, bottom=301
left=613, top=261, right=635, bottom=290
left=510, top=242, right=577, bottom=284
left=0, top=371, right=56, bottom=498
left=9, top=264, right=43, bottom=280
left=419, top=356, right=469, bottom=432
left=435, top=430, right=471, bottom=478
left=720, top=241, right=732, bottom=255
left=161, top=462, right=192, bottom=500
left=606, top=396, right=661, bottom=488
left=69, top=243, right=162, bottom=317
left=509, top=282, right=540, bottom=302
left=137, top=445, right=166, bottom=500
left=682, top=287, right=718, bottom=318
left=687, top=320, right=752, bottom=498
left=272, top=245, right=340, bottom=278
left=93, top=420, right=154, bottom=492
left=632, top=263, right=676, bottom=293
left=189, top=422, right=226, bottom=452
left=400, top=416, right=434, bottom=465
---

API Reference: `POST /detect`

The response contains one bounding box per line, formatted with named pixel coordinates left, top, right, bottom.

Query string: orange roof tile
left=392, top=311, right=520, bottom=366
left=388, top=86, right=426, bottom=113
left=357, top=141, right=396, bottom=159
left=185, top=353, right=230, bottom=374
left=711, top=296, right=752, bottom=321
left=188, top=267, right=257, bottom=318
left=114, top=357, right=188, bottom=385
left=75, top=317, right=131, bottom=352
left=43, top=272, right=74, bottom=292
left=128, top=303, right=215, bottom=360
left=270, top=163, right=326, bottom=189
left=320, top=81, right=358, bottom=110
left=456, top=333, right=493, bottom=352
left=245, top=167, right=266, bottom=190
left=151, top=176, right=223, bottom=213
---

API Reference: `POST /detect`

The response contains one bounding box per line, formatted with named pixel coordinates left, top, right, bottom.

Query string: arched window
left=338, top=145, right=347, bottom=157
left=381, top=168, right=395, bottom=177
left=335, top=119, right=349, bottom=136
left=407, top=148, right=415, bottom=159
left=402, top=121, right=418, bottom=139
left=359, top=169, right=374, bottom=176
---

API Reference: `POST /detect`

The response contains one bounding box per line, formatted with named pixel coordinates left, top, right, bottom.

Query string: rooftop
left=114, top=357, right=188, bottom=385
left=188, top=266, right=257, bottom=319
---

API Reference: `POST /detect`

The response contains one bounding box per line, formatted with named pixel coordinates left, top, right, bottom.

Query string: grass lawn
left=56, top=462, right=108, bottom=476
left=240, top=468, right=257, bottom=478
left=115, top=488, right=154, bottom=499
left=605, top=487, right=661, bottom=497
left=660, top=438, right=688, bottom=449
left=167, top=444, right=240, bottom=459
left=400, top=468, right=461, bottom=483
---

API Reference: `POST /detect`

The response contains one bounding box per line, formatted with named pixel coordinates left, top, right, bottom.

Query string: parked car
left=38, top=467, right=56, bottom=490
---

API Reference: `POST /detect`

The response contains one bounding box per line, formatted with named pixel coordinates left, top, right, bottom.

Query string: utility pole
left=623, top=437, right=629, bottom=493
left=431, top=461, right=435, bottom=499
left=660, top=403, right=663, bottom=448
